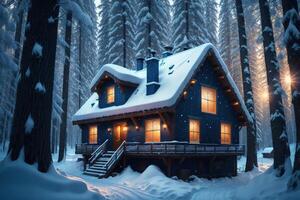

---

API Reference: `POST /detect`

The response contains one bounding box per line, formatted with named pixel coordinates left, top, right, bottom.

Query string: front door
left=113, top=122, right=127, bottom=150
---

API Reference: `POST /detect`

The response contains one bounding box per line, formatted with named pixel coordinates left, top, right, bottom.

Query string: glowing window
left=221, top=123, right=231, bottom=144
left=189, top=119, right=200, bottom=144
left=89, top=125, right=98, bottom=144
left=107, top=86, right=115, bottom=103
left=201, top=86, right=217, bottom=114
left=145, top=119, right=161, bottom=142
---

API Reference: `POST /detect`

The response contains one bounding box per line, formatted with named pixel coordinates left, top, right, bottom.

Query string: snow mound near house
left=0, top=155, right=104, bottom=200
left=233, top=166, right=300, bottom=200
left=113, top=165, right=203, bottom=200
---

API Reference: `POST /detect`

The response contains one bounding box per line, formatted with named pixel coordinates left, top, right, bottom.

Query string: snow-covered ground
left=1, top=146, right=299, bottom=200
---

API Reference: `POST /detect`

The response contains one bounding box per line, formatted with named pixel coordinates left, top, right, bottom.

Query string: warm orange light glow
left=135, top=126, right=139, bottom=130
left=190, top=79, right=197, bottom=85
left=122, top=126, right=128, bottom=131
left=262, top=92, right=269, bottom=101
left=284, top=74, right=292, bottom=86
left=183, top=91, right=187, bottom=96
left=233, top=102, right=239, bottom=106
left=162, top=123, right=167, bottom=129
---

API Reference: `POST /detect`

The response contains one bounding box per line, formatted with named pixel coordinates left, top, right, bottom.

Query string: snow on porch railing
left=88, top=139, right=108, bottom=166
left=125, top=142, right=245, bottom=155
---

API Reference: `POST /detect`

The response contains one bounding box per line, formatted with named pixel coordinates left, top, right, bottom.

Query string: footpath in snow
left=0, top=147, right=299, bottom=200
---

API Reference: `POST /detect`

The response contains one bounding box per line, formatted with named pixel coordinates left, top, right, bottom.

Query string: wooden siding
left=174, top=59, right=241, bottom=144
left=98, top=77, right=136, bottom=108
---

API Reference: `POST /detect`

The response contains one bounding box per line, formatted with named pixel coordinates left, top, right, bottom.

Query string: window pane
left=189, top=119, right=200, bottom=143
left=201, top=86, right=216, bottom=114
left=145, top=119, right=161, bottom=142
left=221, top=123, right=231, bottom=144
left=107, top=86, right=115, bottom=103
left=89, top=125, right=98, bottom=144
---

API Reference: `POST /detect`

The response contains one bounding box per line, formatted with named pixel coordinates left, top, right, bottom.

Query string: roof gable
left=90, top=64, right=143, bottom=91
left=73, top=44, right=252, bottom=125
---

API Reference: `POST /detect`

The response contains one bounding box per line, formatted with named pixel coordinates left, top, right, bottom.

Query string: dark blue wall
left=174, top=59, right=240, bottom=144
left=98, top=78, right=136, bottom=108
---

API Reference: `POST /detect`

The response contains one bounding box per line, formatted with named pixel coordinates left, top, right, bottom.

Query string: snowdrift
left=0, top=154, right=104, bottom=200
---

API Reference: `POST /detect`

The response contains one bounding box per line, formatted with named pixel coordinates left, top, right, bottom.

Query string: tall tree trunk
left=78, top=25, right=82, bottom=108
left=235, top=0, right=258, bottom=172
left=281, top=0, right=300, bottom=190
left=258, top=0, right=291, bottom=176
left=8, top=0, right=59, bottom=172
left=122, top=0, right=126, bottom=68
left=58, top=12, right=72, bottom=162
left=14, top=7, right=24, bottom=66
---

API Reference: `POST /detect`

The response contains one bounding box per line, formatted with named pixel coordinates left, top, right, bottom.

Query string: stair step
left=86, top=168, right=107, bottom=173
left=107, top=151, right=115, bottom=154
left=95, top=161, right=107, bottom=165
left=93, top=163, right=106, bottom=167
left=99, top=157, right=110, bottom=161
left=83, top=171, right=104, bottom=177
left=90, top=166, right=106, bottom=171
left=103, top=154, right=113, bottom=157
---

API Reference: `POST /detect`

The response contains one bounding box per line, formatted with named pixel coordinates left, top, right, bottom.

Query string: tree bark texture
left=235, top=0, right=258, bottom=172
left=258, top=0, right=290, bottom=176
left=8, top=0, right=59, bottom=172
left=58, top=12, right=72, bottom=162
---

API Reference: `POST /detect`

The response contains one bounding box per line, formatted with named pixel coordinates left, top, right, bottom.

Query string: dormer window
left=107, top=86, right=115, bottom=103
left=201, top=86, right=217, bottom=114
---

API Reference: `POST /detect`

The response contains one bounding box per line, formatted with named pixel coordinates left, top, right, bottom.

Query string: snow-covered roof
left=73, top=43, right=253, bottom=124
left=90, top=64, right=143, bottom=91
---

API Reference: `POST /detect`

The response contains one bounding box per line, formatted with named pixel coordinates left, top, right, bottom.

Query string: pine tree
left=258, top=0, right=291, bottom=176
left=58, top=11, right=72, bottom=162
left=98, top=0, right=111, bottom=67
left=172, top=0, right=206, bottom=53
left=136, top=0, right=170, bottom=57
left=8, top=0, right=59, bottom=172
left=235, top=0, right=257, bottom=171
left=281, top=0, right=300, bottom=190
left=204, top=0, right=218, bottom=45
left=243, top=0, right=271, bottom=149
left=107, top=0, right=136, bottom=68
left=219, top=0, right=232, bottom=71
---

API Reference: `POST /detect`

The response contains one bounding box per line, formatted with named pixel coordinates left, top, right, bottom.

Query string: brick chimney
left=146, top=50, right=160, bottom=95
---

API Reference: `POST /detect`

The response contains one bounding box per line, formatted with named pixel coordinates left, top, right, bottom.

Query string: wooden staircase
left=83, top=140, right=125, bottom=178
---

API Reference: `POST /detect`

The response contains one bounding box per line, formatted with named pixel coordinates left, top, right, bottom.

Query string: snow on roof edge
left=90, top=64, right=143, bottom=90
left=73, top=44, right=253, bottom=124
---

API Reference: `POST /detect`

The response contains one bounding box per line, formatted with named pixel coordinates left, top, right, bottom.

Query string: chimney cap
left=147, top=48, right=157, bottom=57
left=136, top=57, right=145, bottom=61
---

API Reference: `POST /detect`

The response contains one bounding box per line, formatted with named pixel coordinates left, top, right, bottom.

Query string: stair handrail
left=88, top=139, right=108, bottom=166
left=105, top=141, right=126, bottom=172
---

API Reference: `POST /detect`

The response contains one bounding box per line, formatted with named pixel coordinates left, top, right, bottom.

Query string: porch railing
left=104, top=141, right=126, bottom=173
left=88, top=139, right=108, bottom=166
left=125, top=142, right=245, bottom=155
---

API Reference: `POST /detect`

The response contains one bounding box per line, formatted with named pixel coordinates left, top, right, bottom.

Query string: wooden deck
left=76, top=142, right=245, bottom=156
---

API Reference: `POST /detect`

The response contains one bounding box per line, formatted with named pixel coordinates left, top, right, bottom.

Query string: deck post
left=162, top=158, right=172, bottom=177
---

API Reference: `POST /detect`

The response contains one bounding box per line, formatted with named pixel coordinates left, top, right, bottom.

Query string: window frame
left=106, top=85, right=115, bottom=104
left=220, top=122, right=231, bottom=144
left=189, top=119, right=200, bottom=144
left=201, top=86, right=217, bottom=115
left=145, top=118, right=161, bottom=143
left=89, top=125, right=98, bottom=144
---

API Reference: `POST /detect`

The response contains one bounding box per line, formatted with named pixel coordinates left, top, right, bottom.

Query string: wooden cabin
left=72, top=44, right=251, bottom=179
